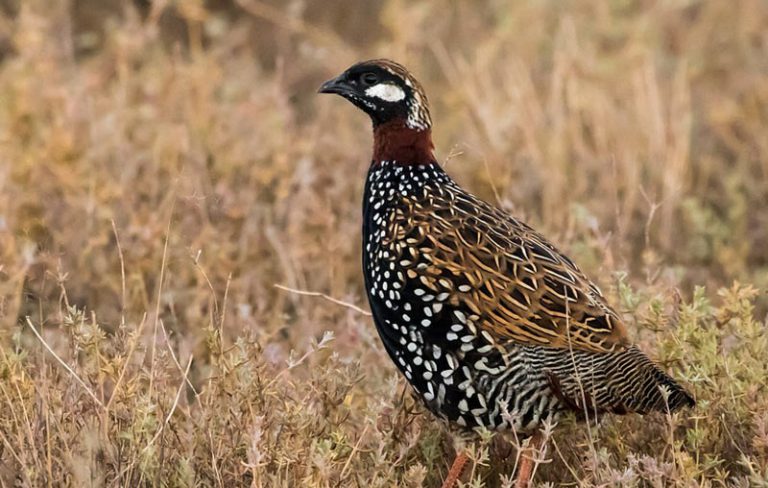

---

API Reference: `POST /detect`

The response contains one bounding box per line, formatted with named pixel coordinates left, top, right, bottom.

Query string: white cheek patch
left=365, top=83, right=406, bottom=102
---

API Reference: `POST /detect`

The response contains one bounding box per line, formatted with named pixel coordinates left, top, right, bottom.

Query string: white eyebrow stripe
left=365, top=83, right=406, bottom=102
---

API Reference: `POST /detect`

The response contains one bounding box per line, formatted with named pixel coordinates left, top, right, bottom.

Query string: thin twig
left=143, top=357, right=193, bottom=453
left=191, top=251, right=220, bottom=326
left=639, top=186, right=664, bottom=252
left=158, top=318, right=199, bottom=396
left=149, top=207, right=174, bottom=398
left=481, top=155, right=504, bottom=208
left=25, top=317, right=106, bottom=411
left=106, top=313, right=148, bottom=411
left=564, top=300, right=599, bottom=468
left=266, top=331, right=335, bottom=389
left=339, top=423, right=369, bottom=481
left=111, top=219, right=127, bottom=327
left=220, top=272, right=232, bottom=347
left=273, top=284, right=371, bottom=316
left=529, top=423, right=554, bottom=483
left=0, top=428, right=24, bottom=474
left=549, top=436, right=582, bottom=484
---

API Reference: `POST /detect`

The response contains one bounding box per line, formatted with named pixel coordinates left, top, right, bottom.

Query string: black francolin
left=319, top=59, right=694, bottom=487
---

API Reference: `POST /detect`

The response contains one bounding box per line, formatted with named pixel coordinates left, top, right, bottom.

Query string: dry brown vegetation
left=0, top=0, right=767, bottom=486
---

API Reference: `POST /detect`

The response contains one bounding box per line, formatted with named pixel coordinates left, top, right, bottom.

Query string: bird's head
left=318, top=59, right=432, bottom=131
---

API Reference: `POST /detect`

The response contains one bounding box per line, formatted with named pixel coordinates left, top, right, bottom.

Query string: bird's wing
left=393, top=187, right=631, bottom=354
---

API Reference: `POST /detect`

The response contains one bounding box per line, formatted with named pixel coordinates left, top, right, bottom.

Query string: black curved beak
left=318, top=75, right=353, bottom=96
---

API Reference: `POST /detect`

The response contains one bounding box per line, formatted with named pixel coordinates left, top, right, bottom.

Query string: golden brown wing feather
left=387, top=184, right=631, bottom=354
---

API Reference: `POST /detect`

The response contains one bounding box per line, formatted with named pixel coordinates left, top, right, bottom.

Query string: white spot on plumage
left=478, top=344, right=494, bottom=353
left=446, top=355, right=457, bottom=370
left=481, top=330, right=495, bottom=344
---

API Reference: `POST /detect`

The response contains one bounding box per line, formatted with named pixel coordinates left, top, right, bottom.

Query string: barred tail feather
left=606, top=346, right=695, bottom=414
left=543, top=345, right=695, bottom=416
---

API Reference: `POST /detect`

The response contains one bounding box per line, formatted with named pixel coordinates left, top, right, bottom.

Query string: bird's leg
left=440, top=451, right=469, bottom=488
left=514, top=432, right=543, bottom=488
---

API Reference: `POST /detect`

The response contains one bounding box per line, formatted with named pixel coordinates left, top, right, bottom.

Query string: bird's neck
left=372, top=119, right=435, bottom=167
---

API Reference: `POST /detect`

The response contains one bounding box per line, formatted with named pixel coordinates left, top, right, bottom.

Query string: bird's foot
left=440, top=451, right=469, bottom=488
left=514, top=433, right=544, bottom=488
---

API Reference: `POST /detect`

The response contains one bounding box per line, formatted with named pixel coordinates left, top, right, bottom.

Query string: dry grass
left=0, top=0, right=767, bottom=486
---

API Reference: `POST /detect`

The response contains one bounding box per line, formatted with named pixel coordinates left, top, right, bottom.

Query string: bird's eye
left=360, top=72, right=379, bottom=86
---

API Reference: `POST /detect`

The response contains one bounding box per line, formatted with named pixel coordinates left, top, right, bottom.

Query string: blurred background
left=0, top=0, right=767, bottom=486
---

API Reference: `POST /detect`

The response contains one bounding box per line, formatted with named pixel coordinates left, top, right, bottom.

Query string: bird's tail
left=545, top=345, right=695, bottom=415
left=605, top=345, right=695, bottom=414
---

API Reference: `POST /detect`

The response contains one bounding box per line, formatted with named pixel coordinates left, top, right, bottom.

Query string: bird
left=319, top=59, right=694, bottom=488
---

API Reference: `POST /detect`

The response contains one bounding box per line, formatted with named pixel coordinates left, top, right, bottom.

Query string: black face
left=318, top=62, right=415, bottom=127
